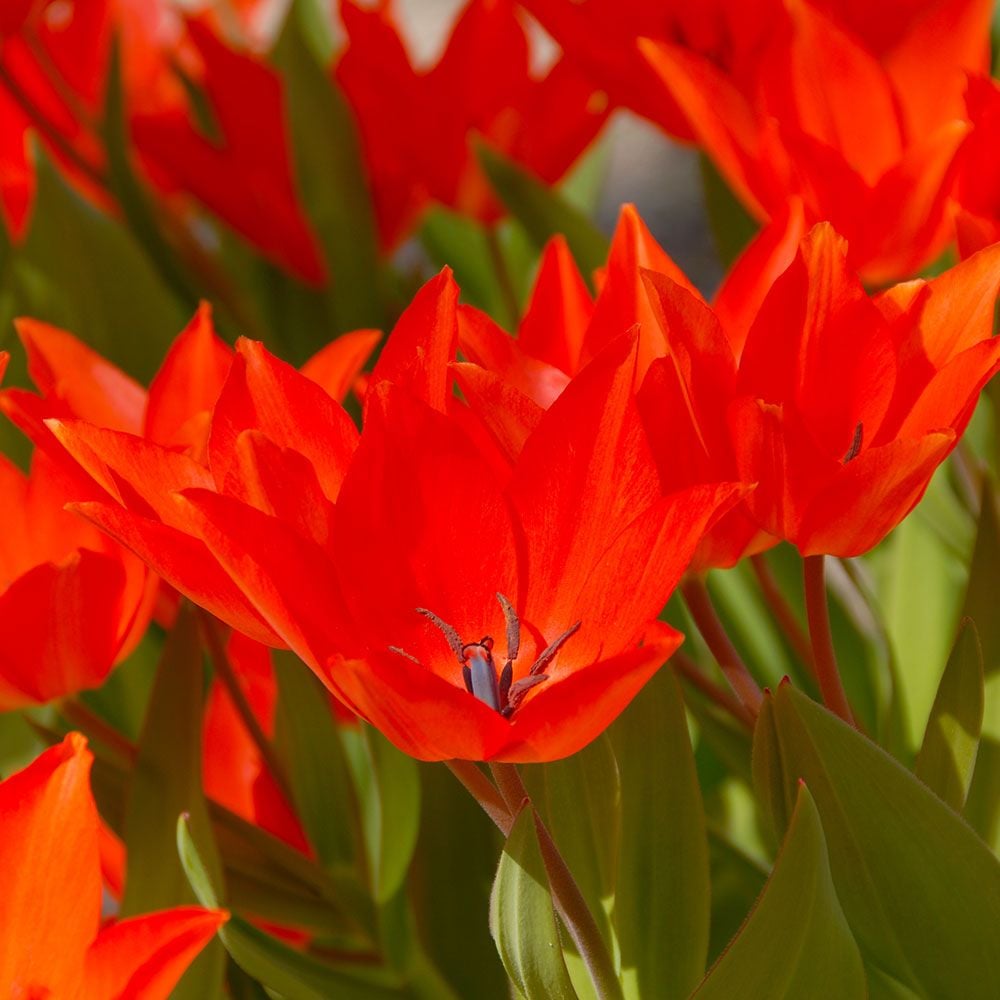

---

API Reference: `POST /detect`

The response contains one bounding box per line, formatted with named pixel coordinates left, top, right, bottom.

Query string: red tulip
left=0, top=733, right=225, bottom=997
left=729, top=223, right=1000, bottom=556
left=954, top=75, right=1000, bottom=258
left=334, top=0, right=608, bottom=248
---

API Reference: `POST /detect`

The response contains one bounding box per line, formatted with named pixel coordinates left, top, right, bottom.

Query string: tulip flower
left=0, top=732, right=225, bottom=997
left=729, top=223, right=1000, bottom=557
left=459, top=204, right=801, bottom=569
left=0, top=350, right=156, bottom=709
left=0, top=2, right=323, bottom=281
left=526, top=0, right=991, bottom=281
left=334, top=0, right=609, bottom=248
left=175, top=293, right=738, bottom=760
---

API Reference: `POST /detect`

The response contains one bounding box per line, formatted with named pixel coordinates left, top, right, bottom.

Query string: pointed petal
left=15, top=318, right=146, bottom=432
left=452, top=362, right=544, bottom=465
left=301, top=329, right=381, bottom=403
left=0, top=734, right=100, bottom=994
left=145, top=302, right=232, bottom=453
left=501, top=639, right=680, bottom=762
left=518, top=235, right=594, bottom=373
left=83, top=907, right=227, bottom=1000
left=584, top=204, right=701, bottom=378
left=368, top=269, right=459, bottom=414
left=69, top=501, right=283, bottom=647
left=713, top=198, right=806, bottom=357
left=209, top=340, right=358, bottom=504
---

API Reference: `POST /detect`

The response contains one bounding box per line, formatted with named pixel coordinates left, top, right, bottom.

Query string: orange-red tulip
left=335, top=0, right=609, bottom=248
left=729, top=224, right=1000, bottom=555
left=0, top=732, right=225, bottom=998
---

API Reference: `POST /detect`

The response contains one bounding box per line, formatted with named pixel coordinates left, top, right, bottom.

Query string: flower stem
left=802, top=554, right=856, bottom=725
left=672, top=651, right=754, bottom=730
left=680, top=576, right=763, bottom=719
left=444, top=760, right=513, bottom=834
left=489, top=762, right=625, bottom=1000
left=750, top=553, right=816, bottom=677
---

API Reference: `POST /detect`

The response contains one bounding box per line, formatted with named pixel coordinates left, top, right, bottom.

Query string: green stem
left=489, top=762, right=625, bottom=1000
left=672, top=651, right=754, bottom=730
left=681, top=576, right=763, bottom=719
left=802, top=555, right=856, bottom=726
left=59, top=698, right=135, bottom=767
left=444, top=760, right=513, bottom=833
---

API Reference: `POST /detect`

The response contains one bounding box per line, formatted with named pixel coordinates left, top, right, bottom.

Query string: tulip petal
left=0, top=734, right=101, bottom=995
left=301, top=328, right=381, bottom=403
left=83, top=907, right=227, bottom=1000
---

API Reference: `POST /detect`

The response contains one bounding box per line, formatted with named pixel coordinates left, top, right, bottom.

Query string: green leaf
left=123, top=602, right=225, bottom=998
left=273, top=652, right=365, bottom=874
left=342, top=724, right=421, bottom=904
left=758, top=683, right=1000, bottom=998
left=611, top=667, right=710, bottom=1000
left=959, top=482, right=1000, bottom=848
left=704, top=825, right=768, bottom=965
left=489, top=805, right=578, bottom=1000
left=532, top=735, right=620, bottom=997
left=914, top=620, right=985, bottom=810
left=7, top=150, right=185, bottom=379
left=410, top=763, right=508, bottom=999
left=476, top=143, right=608, bottom=284
left=420, top=208, right=516, bottom=328
left=273, top=2, right=384, bottom=337
left=693, top=784, right=865, bottom=998
left=179, top=816, right=403, bottom=1000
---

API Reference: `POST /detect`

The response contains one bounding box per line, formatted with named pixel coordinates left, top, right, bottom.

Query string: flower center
left=391, top=593, right=580, bottom=718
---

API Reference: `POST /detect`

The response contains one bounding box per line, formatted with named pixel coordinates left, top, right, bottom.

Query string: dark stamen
left=496, top=592, right=521, bottom=662
left=843, top=421, right=863, bottom=463
left=388, top=645, right=421, bottom=665
left=416, top=607, right=465, bottom=664
left=462, top=664, right=473, bottom=694
left=498, top=660, right=513, bottom=705
left=502, top=674, right=549, bottom=716
left=529, top=621, right=581, bottom=676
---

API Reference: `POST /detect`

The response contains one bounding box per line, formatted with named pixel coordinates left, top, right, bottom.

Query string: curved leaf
left=758, top=683, right=1000, bottom=999
left=915, top=619, right=984, bottom=810
left=489, top=805, right=578, bottom=1000
left=693, top=784, right=865, bottom=998
left=611, top=666, right=709, bottom=999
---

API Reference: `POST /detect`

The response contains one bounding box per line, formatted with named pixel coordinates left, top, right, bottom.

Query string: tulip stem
left=444, top=760, right=513, bottom=834
left=489, top=762, right=625, bottom=1000
left=672, top=652, right=754, bottom=730
left=59, top=698, right=136, bottom=767
left=197, top=611, right=297, bottom=808
left=750, top=554, right=816, bottom=677
left=802, top=555, right=856, bottom=726
left=680, top=577, right=763, bottom=719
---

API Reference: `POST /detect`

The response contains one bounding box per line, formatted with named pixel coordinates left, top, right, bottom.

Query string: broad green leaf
left=273, top=3, right=384, bottom=338
left=476, top=143, right=609, bottom=284
left=873, top=469, right=971, bottom=749
left=915, top=620, right=985, bottom=810
left=611, top=667, right=709, bottom=1000
left=533, top=735, right=621, bottom=997
left=123, top=602, right=225, bottom=998
left=273, top=652, right=365, bottom=873
left=489, top=805, right=578, bottom=1000
left=759, top=683, right=1000, bottom=998
left=179, top=816, right=403, bottom=1000
left=343, top=725, right=421, bottom=903
left=410, top=763, right=508, bottom=1000
left=8, top=151, right=185, bottom=378
left=959, top=482, right=1000, bottom=848
left=693, top=785, right=865, bottom=999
